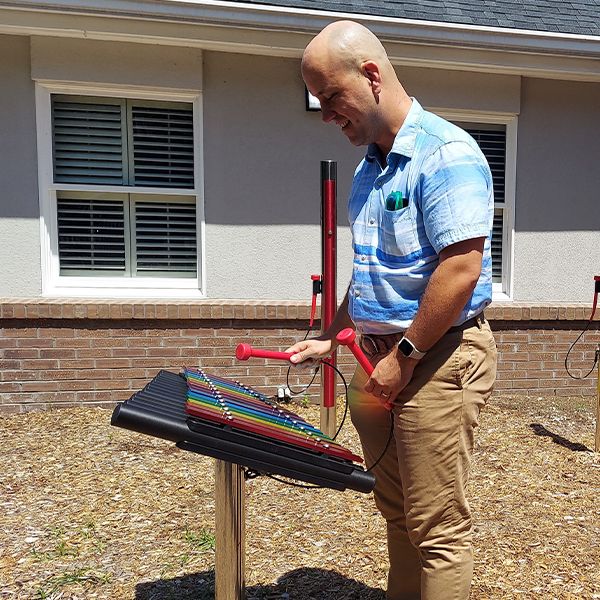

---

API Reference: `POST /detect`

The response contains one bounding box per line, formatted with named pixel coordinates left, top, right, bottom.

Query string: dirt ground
left=1, top=392, right=599, bottom=600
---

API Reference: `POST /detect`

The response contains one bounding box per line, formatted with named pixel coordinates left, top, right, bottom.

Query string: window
left=36, top=85, right=203, bottom=297
left=460, top=124, right=506, bottom=285
left=446, top=116, right=516, bottom=299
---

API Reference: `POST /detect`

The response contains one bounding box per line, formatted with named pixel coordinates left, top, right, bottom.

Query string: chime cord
left=264, top=360, right=394, bottom=489
left=564, top=302, right=599, bottom=380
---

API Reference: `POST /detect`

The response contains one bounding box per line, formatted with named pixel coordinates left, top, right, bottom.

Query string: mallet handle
left=335, top=328, right=374, bottom=375
left=235, top=343, right=294, bottom=363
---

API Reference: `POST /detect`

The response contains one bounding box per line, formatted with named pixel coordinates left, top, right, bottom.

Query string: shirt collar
left=366, top=98, right=423, bottom=164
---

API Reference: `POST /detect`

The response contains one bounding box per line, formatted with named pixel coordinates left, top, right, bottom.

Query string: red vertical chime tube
left=321, top=160, right=337, bottom=410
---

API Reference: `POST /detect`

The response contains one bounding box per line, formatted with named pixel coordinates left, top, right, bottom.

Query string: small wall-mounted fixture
left=305, top=87, right=321, bottom=111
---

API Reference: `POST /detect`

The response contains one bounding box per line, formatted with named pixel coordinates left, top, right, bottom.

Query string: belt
left=359, top=313, right=486, bottom=359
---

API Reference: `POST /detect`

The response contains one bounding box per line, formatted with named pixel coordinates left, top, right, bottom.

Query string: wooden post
left=214, top=460, right=245, bottom=599
left=595, top=344, right=600, bottom=452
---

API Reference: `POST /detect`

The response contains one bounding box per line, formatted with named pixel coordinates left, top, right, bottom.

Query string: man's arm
left=364, top=236, right=484, bottom=400
left=403, top=236, right=485, bottom=351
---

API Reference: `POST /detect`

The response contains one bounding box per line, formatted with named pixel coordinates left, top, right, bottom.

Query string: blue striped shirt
left=348, top=99, right=494, bottom=334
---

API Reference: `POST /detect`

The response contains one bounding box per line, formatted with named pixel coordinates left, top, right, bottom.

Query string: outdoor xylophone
left=111, top=339, right=376, bottom=492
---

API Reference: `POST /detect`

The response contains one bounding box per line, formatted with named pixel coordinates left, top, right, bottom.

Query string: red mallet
left=335, top=328, right=374, bottom=375
left=235, top=343, right=294, bottom=363
left=336, top=328, right=393, bottom=410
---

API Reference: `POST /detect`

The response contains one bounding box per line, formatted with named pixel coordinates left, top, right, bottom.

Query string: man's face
left=302, top=58, right=379, bottom=148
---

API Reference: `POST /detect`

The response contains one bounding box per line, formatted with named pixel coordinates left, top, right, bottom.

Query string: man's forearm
left=404, top=241, right=483, bottom=352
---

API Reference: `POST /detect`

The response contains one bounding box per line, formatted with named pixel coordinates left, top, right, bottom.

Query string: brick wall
left=0, top=299, right=598, bottom=414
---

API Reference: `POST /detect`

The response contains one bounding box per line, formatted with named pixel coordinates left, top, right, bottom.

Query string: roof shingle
left=228, top=0, right=600, bottom=36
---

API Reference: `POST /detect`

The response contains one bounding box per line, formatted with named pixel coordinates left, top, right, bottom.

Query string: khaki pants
left=348, top=320, right=497, bottom=600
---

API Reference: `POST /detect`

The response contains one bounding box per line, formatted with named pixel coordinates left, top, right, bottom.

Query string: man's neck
left=375, top=96, right=413, bottom=165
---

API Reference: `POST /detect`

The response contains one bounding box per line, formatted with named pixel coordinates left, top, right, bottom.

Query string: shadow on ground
left=135, top=567, right=385, bottom=599
left=529, top=423, right=592, bottom=452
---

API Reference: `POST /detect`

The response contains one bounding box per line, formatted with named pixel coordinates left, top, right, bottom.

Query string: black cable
left=285, top=326, right=319, bottom=396
left=564, top=317, right=599, bottom=379
left=318, top=359, right=349, bottom=440
left=365, top=411, right=394, bottom=473
left=263, top=359, right=395, bottom=490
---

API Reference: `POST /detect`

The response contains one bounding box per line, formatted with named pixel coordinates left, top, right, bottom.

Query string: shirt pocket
left=379, top=206, right=420, bottom=260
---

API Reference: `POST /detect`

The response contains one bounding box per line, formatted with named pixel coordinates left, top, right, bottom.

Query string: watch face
left=398, top=338, right=413, bottom=357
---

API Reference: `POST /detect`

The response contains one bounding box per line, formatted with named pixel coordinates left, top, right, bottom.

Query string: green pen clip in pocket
left=385, top=191, right=407, bottom=211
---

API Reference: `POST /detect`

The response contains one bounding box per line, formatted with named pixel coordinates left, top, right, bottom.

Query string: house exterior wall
left=1, top=299, right=598, bottom=414
left=514, top=77, right=600, bottom=302
left=202, top=52, right=522, bottom=299
left=2, top=34, right=597, bottom=304
left=1, top=35, right=599, bottom=409
left=0, top=35, right=42, bottom=296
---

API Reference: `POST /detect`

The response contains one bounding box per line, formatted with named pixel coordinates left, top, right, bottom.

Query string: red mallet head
left=235, top=343, right=252, bottom=361
left=336, top=328, right=357, bottom=346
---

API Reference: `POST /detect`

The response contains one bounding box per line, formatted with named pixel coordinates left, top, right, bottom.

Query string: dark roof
left=228, top=0, right=600, bottom=37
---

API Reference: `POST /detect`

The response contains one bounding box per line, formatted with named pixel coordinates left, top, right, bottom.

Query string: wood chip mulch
left=1, top=393, right=600, bottom=599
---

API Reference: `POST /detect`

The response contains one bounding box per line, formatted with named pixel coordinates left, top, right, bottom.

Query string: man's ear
left=361, top=60, right=382, bottom=98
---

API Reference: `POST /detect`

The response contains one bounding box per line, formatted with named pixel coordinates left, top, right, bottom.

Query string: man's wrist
left=397, top=335, right=427, bottom=361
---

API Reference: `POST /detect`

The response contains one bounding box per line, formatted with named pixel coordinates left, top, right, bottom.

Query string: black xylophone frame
left=111, top=369, right=375, bottom=494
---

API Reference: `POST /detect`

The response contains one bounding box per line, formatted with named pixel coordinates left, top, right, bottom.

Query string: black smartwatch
left=397, top=336, right=426, bottom=360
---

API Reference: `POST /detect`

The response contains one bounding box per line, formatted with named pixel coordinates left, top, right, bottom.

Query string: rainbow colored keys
left=184, top=368, right=362, bottom=463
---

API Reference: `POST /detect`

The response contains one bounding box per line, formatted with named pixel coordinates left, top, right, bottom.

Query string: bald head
left=302, top=20, right=393, bottom=81
left=301, top=20, right=411, bottom=156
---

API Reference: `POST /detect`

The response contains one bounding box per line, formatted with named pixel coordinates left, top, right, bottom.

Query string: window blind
left=131, top=105, right=195, bottom=188
left=134, top=201, right=197, bottom=274
left=57, top=197, right=126, bottom=273
left=464, top=125, right=507, bottom=283
left=52, top=100, right=125, bottom=185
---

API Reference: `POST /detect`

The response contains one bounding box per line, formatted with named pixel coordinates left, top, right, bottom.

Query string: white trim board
left=1, top=2, right=599, bottom=82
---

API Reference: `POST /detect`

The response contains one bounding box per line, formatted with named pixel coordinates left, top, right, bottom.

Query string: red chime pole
left=320, top=160, right=337, bottom=437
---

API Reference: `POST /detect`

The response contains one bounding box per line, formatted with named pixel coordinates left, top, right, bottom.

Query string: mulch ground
left=1, top=392, right=599, bottom=599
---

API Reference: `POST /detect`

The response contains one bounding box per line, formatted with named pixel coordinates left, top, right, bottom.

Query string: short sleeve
left=417, top=141, right=493, bottom=254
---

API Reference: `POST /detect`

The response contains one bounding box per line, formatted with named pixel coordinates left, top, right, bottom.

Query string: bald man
left=287, top=20, right=497, bottom=600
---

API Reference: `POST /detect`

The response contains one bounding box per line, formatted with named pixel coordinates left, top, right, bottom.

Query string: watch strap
left=398, top=336, right=427, bottom=360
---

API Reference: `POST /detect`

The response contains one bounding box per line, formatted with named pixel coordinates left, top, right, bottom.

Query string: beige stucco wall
left=0, top=36, right=42, bottom=296
left=514, top=77, right=600, bottom=302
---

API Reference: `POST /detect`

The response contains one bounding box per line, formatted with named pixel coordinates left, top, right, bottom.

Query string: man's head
left=302, top=20, right=410, bottom=155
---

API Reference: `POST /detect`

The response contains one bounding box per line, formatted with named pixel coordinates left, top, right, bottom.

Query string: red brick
left=0, top=382, right=21, bottom=393
left=2, top=370, right=38, bottom=382
left=22, top=359, right=60, bottom=370
left=146, top=347, right=181, bottom=358
left=40, top=349, right=76, bottom=359
left=95, top=358, right=131, bottom=369
left=222, top=305, right=235, bottom=319
left=17, top=338, right=54, bottom=348
left=109, top=368, right=148, bottom=379
left=94, top=379, right=131, bottom=390
left=21, top=381, right=60, bottom=392
left=77, top=348, right=112, bottom=358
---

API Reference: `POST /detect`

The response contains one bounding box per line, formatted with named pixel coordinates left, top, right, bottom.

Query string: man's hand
left=285, top=338, right=334, bottom=370
left=364, top=350, right=417, bottom=409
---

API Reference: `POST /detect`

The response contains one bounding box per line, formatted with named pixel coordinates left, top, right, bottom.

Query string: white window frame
left=431, top=107, right=517, bottom=301
left=35, top=80, right=206, bottom=299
